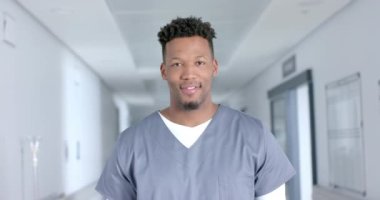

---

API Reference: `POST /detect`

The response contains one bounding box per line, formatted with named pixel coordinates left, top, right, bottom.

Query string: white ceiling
left=16, top=0, right=353, bottom=108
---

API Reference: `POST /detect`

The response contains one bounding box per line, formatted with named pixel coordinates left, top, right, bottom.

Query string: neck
left=161, top=102, right=218, bottom=127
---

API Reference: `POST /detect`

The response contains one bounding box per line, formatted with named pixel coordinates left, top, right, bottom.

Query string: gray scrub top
left=96, top=105, right=295, bottom=200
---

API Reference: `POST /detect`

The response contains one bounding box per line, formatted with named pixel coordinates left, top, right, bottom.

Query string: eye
left=195, top=61, right=206, bottom=66
left=170, top=62, right=181, bottom=67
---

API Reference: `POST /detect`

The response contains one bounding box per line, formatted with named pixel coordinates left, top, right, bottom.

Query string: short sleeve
left=254, top=128, right=296, bottom=197
left=95, top=133, right=136, bottom=200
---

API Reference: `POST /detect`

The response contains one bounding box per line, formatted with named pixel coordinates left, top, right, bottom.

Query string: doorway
left=268, top=69, right=316, bottom=200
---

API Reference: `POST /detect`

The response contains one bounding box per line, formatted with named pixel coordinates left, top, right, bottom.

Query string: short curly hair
left=157, top=16, right=216, bottom=60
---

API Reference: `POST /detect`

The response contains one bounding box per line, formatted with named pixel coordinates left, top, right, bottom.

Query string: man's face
left=161, top=36, right=218, bottom=110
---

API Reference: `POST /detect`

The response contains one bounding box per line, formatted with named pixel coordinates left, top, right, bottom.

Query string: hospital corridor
left=1, top=0, right=380, bottom=199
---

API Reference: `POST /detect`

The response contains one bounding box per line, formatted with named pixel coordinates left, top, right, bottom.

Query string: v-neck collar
left=159, top=113, right=212, bottom=148
left=152, top=105, right=225, bottom=166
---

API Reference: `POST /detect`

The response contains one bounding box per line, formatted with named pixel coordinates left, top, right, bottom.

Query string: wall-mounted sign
left=282, top=55, right=296, bottom=78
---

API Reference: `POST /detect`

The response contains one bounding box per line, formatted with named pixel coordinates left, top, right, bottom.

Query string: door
left=269, top=70, right=316, bottom=200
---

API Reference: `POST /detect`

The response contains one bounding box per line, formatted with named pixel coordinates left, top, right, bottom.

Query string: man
left=96, top=16, right=295, bottom=200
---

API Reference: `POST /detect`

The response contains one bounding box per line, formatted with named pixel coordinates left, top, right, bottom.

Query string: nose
left=180, top=65, right=196, bottom=80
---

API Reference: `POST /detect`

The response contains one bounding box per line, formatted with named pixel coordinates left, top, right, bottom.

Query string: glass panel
left=326, top=73, right=366, bottom=194
left=271, top=97, right=294, bottom=200
left=272, top=98, right=287, bottom=153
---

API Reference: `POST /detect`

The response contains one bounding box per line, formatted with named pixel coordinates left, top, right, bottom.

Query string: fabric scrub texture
left=96, top=105, right=295, bottom=200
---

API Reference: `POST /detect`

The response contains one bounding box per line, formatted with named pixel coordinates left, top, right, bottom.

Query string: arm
left=254, top=126, right=295, bottom=197
left=96, top=132, right=136, bottom=200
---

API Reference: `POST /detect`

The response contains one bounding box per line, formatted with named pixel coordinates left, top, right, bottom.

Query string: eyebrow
left=196, top=56, right=208, bottom=60
left=167, top=56, right=209, bottom=62
left=167, top=57, right=181, bottom=61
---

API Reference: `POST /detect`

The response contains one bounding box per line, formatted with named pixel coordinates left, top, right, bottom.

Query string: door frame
left=267, top=69, right=317, bottom=185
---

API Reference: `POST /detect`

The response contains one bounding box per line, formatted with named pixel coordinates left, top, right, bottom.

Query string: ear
left=160, top=63, right=167, bottom=80
left=212, top=59, right=219, bottom=77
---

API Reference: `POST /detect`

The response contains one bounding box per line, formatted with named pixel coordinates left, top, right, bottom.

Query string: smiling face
left=161, top=36, right=218, bottom=111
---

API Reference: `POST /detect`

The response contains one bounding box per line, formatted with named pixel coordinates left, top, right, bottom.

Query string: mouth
left=180, top=83, right=201, bottom=95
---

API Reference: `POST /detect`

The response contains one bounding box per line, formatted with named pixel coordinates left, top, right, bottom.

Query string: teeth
left=181, top=85, right=197, bottom=89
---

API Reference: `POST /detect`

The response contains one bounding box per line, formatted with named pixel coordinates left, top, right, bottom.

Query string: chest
left=128, top=127, right=259, bottom=200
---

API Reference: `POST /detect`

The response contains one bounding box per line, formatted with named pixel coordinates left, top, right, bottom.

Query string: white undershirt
left=158, top=113, right=286, bottom=200
left=256, top=184, right=286, bottom=200
left=159, top=112, right=211, bottom=148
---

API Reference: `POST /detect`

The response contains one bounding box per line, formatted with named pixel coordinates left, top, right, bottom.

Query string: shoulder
left=116, top=111, right=160, bottom=151
left=218, top=105, right=270, bottom=151
left=123, top=111, right=159, bottom=133
left=219, top=105, right=266, bottom=134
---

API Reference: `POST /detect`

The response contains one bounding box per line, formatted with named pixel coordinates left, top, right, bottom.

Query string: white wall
left=62, top=54, right=118, bottom=195
left=227, top=1, right=380, bottom=199
left=0, top=0, right=118, bottom=199
left=297, top=84, right=313, bottom=200
left=113, top=95, right=131, bottom=132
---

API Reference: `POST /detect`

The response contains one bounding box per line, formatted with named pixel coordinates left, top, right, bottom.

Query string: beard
left=181, top=101, right=200, bottom=111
